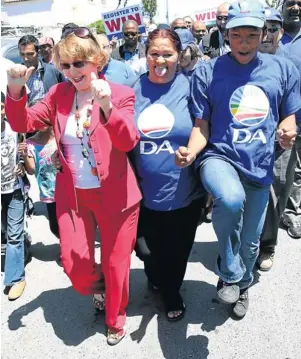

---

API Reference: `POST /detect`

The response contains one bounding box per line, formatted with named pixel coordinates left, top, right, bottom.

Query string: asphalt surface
left=2, top=178, right=301, bottom=359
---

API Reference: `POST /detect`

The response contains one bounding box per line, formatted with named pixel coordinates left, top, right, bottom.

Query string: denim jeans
left=1, top=189, right=25, bottom=286
left=200, top=158, right=269, bottom=289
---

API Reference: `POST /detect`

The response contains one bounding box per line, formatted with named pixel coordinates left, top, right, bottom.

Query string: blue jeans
left=200, top=158, right=269, bottom=289
left=1, top=189, right=25, bottom=286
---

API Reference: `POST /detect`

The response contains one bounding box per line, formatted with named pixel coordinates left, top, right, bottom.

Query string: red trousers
left=57, top=187, right=139, bottom=331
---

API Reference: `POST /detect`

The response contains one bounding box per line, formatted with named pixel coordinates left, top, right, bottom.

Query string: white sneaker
left=257, top=252, right=274, bottom=271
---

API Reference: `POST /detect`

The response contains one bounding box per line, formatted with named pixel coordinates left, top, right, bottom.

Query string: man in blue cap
left=258, top=8, right=301, bottom=271
left=176, top=0, right=301, bottom=318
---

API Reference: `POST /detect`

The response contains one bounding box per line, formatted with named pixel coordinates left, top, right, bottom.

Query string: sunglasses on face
left=60, top=61, right=86, bottom=70
left=263, top=26, right=281, bottom=33
left=195, top=29, right=206, bottom=33
left=173, top=26, right=187, bottom=30
left=62, top=27, right=92, bottom=39
left=285, top=0, right=301, bottom=8
left=20, top=52, right=36, bottom=57
left=216, top=16, right=228, bottom=21
left=123, top=32, right=138, bottom=37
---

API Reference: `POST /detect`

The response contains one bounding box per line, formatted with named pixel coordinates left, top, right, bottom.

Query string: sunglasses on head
left=216, top=16, right=228, bottom=21
left=62, top=27, right=92, bottom=39
left=173, top=26, right=187, bottom=30
left=60, top=61, right=86, bottom=70
left=123, top=32, right=138, bottom=37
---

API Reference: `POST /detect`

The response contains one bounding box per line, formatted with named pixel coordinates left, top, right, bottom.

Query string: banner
left=102, top=4, right=146, bottom=40
left=195, top=7, right=217, bottom=25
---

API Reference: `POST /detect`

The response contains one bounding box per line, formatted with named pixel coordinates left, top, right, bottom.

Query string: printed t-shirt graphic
left=1, top=121, right=19, bottom=194
left=27, top=140, right=57, bottom=202
left=131, top=73, right=201, bottom=211
left=230, top=85, right=270, bottom=127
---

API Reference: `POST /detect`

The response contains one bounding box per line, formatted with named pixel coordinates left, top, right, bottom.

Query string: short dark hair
left=18, top=35, right=39, bottom=52
left=146, top=29, right=182, bottom=55
left=1, top=91, right=5, bottom=104
left=61, top=22, right=79, bottom=38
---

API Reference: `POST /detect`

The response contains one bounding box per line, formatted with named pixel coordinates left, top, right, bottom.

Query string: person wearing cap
left=39, top=37, right=55, bottom=64
left=258, top=8, right=301, bottom=270
left=175, top=28, right=202, bottom=79
left=280, top=0, right=301, bottom=58
left=176, top=0, right=301, bottom=318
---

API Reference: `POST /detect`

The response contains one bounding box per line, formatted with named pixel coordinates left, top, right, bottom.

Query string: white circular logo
left=229, top=85, right=270, bottom=127
left=137, top=104, right=175, bottom=139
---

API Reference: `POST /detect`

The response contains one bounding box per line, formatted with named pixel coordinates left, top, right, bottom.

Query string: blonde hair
left=52, top=33, right=107, bottom=71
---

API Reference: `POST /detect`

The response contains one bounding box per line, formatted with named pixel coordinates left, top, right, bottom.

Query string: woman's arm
left=6, top=65, right=56, bottom=134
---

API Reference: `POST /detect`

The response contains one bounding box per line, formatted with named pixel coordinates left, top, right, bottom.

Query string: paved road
left=2, top=178, right=301, bottom=359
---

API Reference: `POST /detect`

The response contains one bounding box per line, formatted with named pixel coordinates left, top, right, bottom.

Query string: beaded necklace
left=74, top=91, right=98, bottom=176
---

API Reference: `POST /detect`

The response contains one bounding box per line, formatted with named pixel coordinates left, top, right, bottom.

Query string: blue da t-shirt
left=191, top=52, right=301, bottom=186
left=131, top=72, right=201, bottom=211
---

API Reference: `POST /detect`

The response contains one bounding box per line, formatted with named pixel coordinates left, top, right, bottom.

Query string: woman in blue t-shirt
left=176, top=0, right=301, bottom=319
left=131, top=29, right=205, bottom=322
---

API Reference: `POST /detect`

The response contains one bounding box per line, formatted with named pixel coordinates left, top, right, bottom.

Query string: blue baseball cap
left=226, top=0, right=266, bottom=29
left=264, top=7, right=283, bottom=25
left=157, top=23, right=170, bottom=30
left=174, top=28, right=195, bottom=50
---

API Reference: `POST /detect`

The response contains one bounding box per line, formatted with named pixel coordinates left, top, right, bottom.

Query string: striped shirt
left=26, top=61, right=45, bottom=104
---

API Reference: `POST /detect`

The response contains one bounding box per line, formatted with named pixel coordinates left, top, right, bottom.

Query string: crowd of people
left=1, top=0, right=301, bottom=347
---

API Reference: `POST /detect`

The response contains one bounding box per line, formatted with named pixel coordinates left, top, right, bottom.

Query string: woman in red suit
left=5, top=27, right=141, bottom=345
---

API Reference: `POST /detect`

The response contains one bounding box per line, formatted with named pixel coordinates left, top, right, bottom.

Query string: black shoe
left=232, top=288, right=249, bottom=318
left=217, top=279, right=240, bottom=304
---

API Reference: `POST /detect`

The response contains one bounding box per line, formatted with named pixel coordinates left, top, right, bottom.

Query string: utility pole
left=166, top=0, right=169, bottom=24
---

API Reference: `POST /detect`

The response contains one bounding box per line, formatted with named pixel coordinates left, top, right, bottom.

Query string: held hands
left=277, top=127, right=297, bottom=150
left=7, top=65, right=35, bottom=98
left=175, top=147, right=196, bottom=168
left=90, top=72, right=112, bottom=116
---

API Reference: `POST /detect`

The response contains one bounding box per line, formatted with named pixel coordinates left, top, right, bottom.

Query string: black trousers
left=260, top=144, right=297, bottom=253
left=135, top=199, right=203, bottom=297
left=46, top=202, right=59, bottom=238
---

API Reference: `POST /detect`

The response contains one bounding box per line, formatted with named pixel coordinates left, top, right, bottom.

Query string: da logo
left=229, top=85, right=270, bottom=127
left=137, top=104, right=175, bottom=139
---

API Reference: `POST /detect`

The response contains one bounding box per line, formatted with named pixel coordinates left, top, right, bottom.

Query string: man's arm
left=277, top=114, right=297, bottom=150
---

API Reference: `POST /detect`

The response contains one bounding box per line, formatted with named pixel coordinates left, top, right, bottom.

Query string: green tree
left=264, top=0, right=283, bottom=8
left=142, top=0, right=157, bottom=21
left=88, top=20, right=105, bottom=34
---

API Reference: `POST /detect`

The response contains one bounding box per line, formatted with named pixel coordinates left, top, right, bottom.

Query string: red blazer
left=6, top=80, right=142, bottom=213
